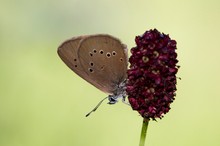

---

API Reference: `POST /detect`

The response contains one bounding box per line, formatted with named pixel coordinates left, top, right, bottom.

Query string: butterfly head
left=108, top=79, right=127, bottom=104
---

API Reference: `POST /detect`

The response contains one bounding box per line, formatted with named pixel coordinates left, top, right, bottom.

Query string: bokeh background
left=0, top=0, right=220, bottom=146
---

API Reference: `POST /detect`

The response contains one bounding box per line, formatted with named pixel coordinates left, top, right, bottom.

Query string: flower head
left=126, top=29, right=179, bottom=120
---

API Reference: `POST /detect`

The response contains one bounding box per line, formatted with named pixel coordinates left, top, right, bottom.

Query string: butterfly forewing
left=78, top=34, right=128, bottom=94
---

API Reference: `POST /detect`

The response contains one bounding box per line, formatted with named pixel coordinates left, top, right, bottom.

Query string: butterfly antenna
left=85, top=97, right=108, bottom=117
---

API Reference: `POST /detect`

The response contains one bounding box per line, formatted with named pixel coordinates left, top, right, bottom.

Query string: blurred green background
left=0, top=0, right=220, bottom=146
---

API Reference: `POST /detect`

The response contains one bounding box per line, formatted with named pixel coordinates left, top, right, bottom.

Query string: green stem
left=139, top=118, right=149, bottom=146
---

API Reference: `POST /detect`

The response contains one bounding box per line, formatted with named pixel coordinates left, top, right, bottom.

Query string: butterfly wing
left=77, top=34, right=128, bottom=94
left=58, top=34, right=127, bottom=94
left=57, top=36, right=91, bottom=82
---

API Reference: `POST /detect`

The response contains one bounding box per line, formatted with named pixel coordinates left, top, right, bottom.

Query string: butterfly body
left=108, top=80, right=127, bottom=104
left=58, top=34, right=128, bottom=104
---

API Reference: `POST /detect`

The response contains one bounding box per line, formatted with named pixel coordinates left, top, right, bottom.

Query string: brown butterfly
left=57, top=34, right=128, bottom=116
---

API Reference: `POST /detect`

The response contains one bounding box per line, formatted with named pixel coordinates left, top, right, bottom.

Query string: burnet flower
left=126, top=29, right=179, bottom=120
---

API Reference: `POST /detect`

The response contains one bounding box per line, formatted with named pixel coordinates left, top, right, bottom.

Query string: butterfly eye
left=120, top=58, right=123, bottom=62
left=93, top=49, right=97, bottom=53
left=74, top=58, right=77, bottom=61
left=99, top=50, right=104, bottom=54
left=89, top=52, right=93, bottom=56
left=106, top=52, right=111, bottom=58
left=112, top=51, right=117, bottom=56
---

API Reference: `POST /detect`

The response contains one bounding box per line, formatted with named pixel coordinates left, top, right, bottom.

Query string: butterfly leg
left=122, top=95, right=130, bottom=106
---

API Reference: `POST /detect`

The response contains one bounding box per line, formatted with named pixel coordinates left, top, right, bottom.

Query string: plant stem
left=139, top=118, right=149, bottom=146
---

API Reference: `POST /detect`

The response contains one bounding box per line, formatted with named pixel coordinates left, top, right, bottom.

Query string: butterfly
left=57, top=34, right=128, bottom=116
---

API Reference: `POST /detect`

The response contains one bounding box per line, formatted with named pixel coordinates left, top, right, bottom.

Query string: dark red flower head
left=126, top=29, right=179, bottom=120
